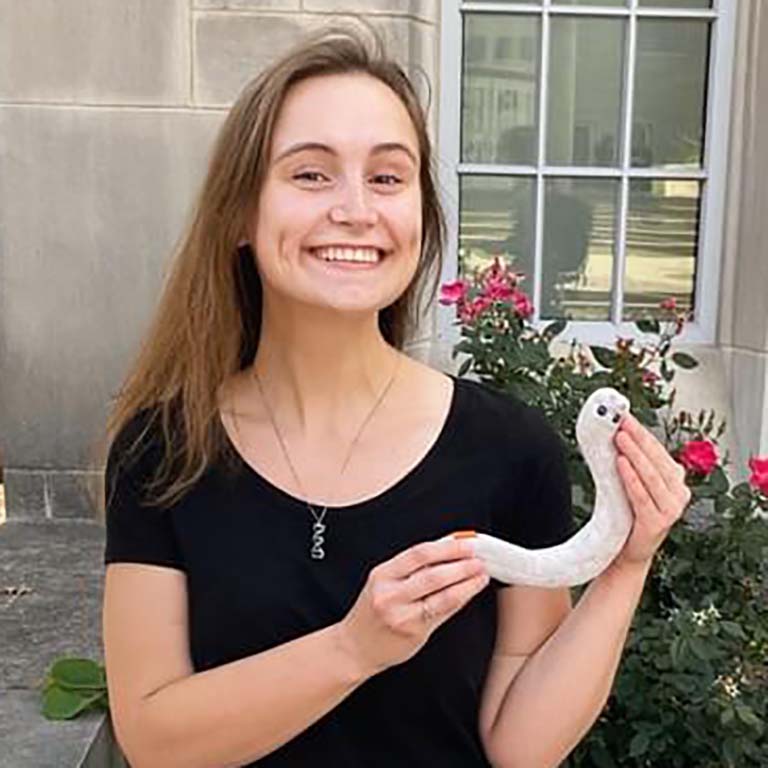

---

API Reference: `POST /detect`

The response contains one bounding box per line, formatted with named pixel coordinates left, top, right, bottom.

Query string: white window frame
left=436, top=0, right=737, bottom=348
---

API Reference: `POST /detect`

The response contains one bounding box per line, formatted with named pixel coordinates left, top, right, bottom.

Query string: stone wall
left=1, top=0, right=766, bottom=522
left=718, top=0, right=768, bottom=472
left=0, top=0, right=440, bottom=520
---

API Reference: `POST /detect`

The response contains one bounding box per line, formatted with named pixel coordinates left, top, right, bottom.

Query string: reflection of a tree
left=504, top=186, right=594, bottom=318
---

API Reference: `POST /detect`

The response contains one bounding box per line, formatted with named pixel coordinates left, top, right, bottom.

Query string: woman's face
left=248, top=72, right=423, bottom=316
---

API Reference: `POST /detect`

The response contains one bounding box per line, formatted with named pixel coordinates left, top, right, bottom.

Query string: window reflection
left=624, top=180, right=701, bottom=320
left=462, top=15, right=540, bottom=165
left=634, top=20, right=710, bottom=169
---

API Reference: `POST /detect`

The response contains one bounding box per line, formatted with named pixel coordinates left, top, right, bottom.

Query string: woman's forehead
left=270, top=73, right=419, bottom=161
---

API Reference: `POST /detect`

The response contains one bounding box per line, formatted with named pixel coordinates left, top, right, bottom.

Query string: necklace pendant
left=311, top=521, right=326, bottom=559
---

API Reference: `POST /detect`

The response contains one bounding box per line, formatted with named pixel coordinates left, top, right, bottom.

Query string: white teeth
left=314, top=247, right=381, bottom=263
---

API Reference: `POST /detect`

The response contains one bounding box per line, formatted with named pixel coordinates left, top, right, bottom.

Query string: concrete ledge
left=0, top=520, right=117, bottom=767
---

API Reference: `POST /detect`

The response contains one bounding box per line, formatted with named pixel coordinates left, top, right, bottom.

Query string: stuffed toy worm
left=442, top=388, right=633, bottom=587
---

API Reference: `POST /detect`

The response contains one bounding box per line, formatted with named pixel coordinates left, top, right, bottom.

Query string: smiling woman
left=100, top=21, right=577, bottom=768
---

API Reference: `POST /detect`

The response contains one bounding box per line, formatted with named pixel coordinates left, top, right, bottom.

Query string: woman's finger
left=618, top=413, right=683, bottom=488
left=382, top=538, right=474, bottom=581
left=400, top=557, right=486, bottom=603
left=615, top=431, right=673, bottom=514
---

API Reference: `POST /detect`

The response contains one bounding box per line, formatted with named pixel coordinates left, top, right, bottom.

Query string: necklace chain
left=250, top=353, right=402, bottom=560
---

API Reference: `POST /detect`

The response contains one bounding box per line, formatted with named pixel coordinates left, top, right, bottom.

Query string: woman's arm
left=128, top=621, right=367, bottom=768
left=483, top=558, right=651, bottom=768
left=485, top=410, right=691, bottom=768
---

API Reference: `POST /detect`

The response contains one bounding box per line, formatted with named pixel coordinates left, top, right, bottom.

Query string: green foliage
left=447, top=267, right=768, bottom=766
left=41, top=658, right=109, bottom=719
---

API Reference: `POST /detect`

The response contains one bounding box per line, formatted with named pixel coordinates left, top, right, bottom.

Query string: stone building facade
left=0, top=0, right=766, bottom=519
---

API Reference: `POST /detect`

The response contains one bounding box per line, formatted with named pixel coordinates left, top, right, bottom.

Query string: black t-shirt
left=104, top=374, right=574, bottom=767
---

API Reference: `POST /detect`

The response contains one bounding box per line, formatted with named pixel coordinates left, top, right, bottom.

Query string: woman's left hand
left=612, top=412, right=692, bottom=569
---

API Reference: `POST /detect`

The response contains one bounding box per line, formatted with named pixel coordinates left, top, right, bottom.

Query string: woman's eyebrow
left=273, top=141, right=418, bottom=166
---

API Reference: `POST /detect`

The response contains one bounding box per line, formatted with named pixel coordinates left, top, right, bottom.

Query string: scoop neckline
left=220, top=373, right=462, bottom=515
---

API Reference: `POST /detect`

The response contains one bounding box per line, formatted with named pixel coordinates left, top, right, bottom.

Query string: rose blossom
left=642, top=370, right=660, bottom=385
left=439, top=279, right=469, bottom=306
left=484, top=281, right=516, bottom=302
left=748, top=456, right=768, bottom=495
left=512, top=290, right=534, bottom=319
left=660, top=297, right=677, bottom=311
left=678, top=439, right=719, bottom=476
left=459, top=295, right=492, bottom=324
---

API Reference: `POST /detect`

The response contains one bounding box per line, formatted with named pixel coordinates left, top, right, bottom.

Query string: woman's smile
left=305, top=245, right=389, bottom=271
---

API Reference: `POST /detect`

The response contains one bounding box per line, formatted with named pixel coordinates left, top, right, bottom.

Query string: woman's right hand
left=337, top=537, right=491, bottom=677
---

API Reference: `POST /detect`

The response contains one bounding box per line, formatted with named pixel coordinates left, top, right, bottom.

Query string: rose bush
left=442, top=256, right=768, bottom=767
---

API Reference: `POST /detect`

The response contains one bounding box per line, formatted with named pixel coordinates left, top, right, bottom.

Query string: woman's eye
left=371, top=174, right=402, bottom=186
left=293, top=171, right=327, bottom=183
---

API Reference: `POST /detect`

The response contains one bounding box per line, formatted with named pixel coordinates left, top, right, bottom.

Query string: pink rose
left=678, top=439, right=719, bottom=476
left=480, top=256, right=507, bottom=284
left=642, top=370, right=659, bottom=385
left=512, top=290, right=534, bottom=319
left=660, top=297, right=677, bottom=311
left=748, top=456, right=768, bottom=495
left=459, top=295, right=492, bottom=324
left=439, top=279, right=469, bottom=306
left=484, top=281, right=516, bottom=302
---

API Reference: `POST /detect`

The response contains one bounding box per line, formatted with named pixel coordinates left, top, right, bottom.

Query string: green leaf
left=457, top=358, right=472, bottom=377
left=588, top=741, right=617, bottom=768
left=670, top=637, right=687, bottom=669
left=688, top=636, right=711, bottom=661
left=636, top=319, right=660, bottom=334
left=721, top=707, right=735, bottom=726
left=41, top=686, right=103, bottom=720
left=51, top=658, right=106, bottom=690
left=591, top=346, right=617, bottom=369
left=735, top=705, right=762, bottom=729
left=720, top=621, right=746, bottom=640
left=672, top=352, right=699, bottom=370
left=543, top=319, right=567, bottom=340
left=710, top=466, right=729, bottom=494
left=629, top=731, right=651, bottom=758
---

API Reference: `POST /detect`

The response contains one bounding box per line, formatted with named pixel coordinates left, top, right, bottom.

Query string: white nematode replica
left=442, top=388, right=634, bottom=587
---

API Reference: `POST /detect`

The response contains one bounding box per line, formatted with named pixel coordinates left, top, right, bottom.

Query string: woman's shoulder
left=451, top=375, right=562, bottom=457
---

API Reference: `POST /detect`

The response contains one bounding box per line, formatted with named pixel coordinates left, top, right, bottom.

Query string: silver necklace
left=251, top=353, right=402, bottom=560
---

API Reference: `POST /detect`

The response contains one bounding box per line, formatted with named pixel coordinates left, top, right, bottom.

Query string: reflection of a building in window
left=463, top=24, right=537, bottom=164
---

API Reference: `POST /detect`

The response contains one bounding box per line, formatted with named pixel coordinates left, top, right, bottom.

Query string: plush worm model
left=442, top=387, right=634, bottom=587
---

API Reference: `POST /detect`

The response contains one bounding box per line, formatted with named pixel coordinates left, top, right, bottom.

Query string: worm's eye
left=597, top=404, right=608, bottom=417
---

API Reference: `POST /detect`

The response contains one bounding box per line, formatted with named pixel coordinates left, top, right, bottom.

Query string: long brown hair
left=104, top=21, right=446, bottom=510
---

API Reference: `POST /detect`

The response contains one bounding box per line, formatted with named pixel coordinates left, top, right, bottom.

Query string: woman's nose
left=328, top=183, right=378, bottom=226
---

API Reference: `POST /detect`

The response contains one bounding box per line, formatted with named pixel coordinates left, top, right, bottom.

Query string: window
left=437, top=0, right=737, bottom=346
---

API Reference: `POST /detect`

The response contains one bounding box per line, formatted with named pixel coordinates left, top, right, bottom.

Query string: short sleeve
left=493, top=404, right=575, bottom=549
left=103, top=409, right=185, bottom=570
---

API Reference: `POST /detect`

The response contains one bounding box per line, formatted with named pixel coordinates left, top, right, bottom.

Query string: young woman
left=102, top=25, right=691, bottom=768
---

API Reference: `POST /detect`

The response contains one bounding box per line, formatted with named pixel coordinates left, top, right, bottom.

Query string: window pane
left=633, top=20, right=710, bottom=169
left=623, top=179, right=701, bottom=320
left=458, top=176, right=536, bottom=286
left=554, top=0, right=625, bottom=6
left=639, top=0, right=711, bottom=8
left=461, top=14, right=540, bottom=165
left=541, top=179, right=618, bottom=321
left=547, top=17, right=624, bottom=167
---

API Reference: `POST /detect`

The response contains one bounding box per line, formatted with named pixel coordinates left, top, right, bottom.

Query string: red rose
left=512, top=290, right=534, bottom=319
left=439, top=279, right=469, bottom=306
left=642, top=370, right=660, bottom=385
left=459, top=295, right=492, bottom=324
left=660, top=297, right=677, bottom=310
left=748, top=456, right=768, bottom=495
left=678, top=439, right=719, bottom=476
left=484, top=280, right=516, bottom=302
